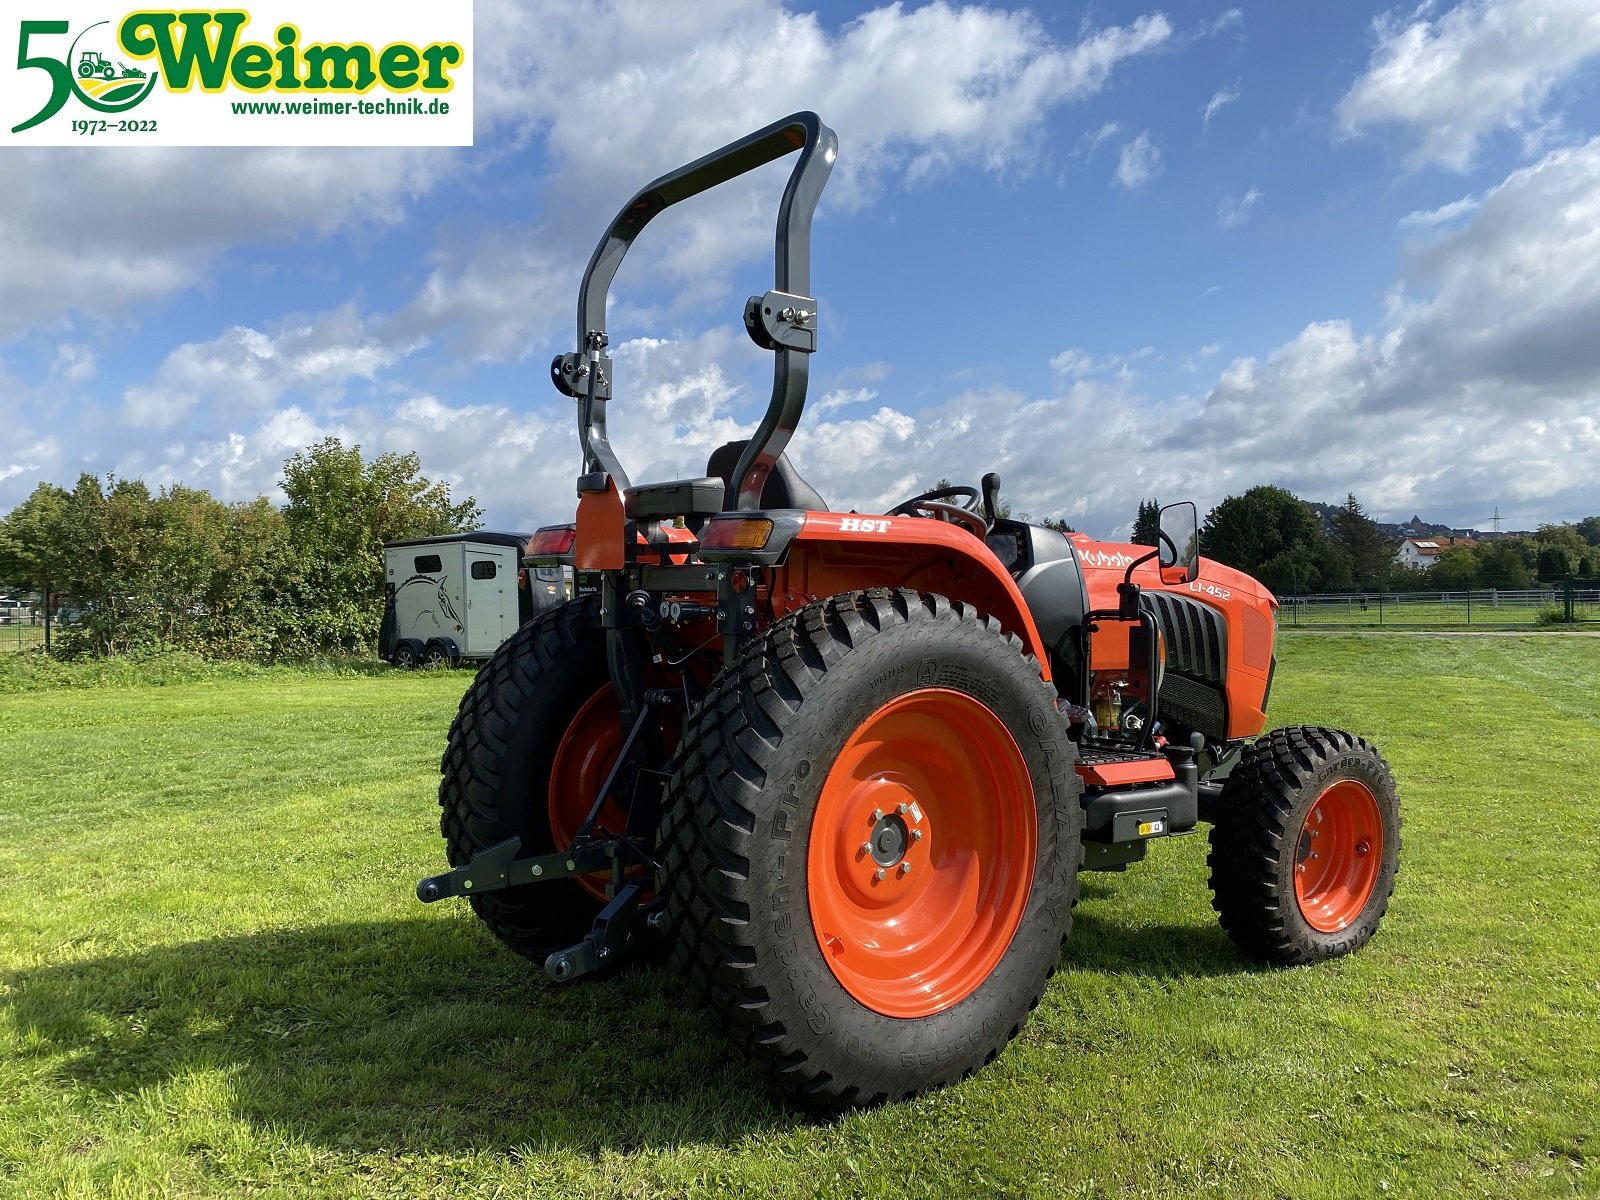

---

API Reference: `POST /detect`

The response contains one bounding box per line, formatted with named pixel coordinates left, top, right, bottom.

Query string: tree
left=1477, top=541, right=1533, bottom=589
left=0, top=481, right=70, bottom=600
left=1577, top=515, right=1600, bottom=547
left=1429, top=546, right=1479, bottom=590
left=1131, top=498, right=1161, bottom=547
left=1531, top=523, right=1587, bottom=577
left=1201, top=486, right=1330, bottom=594
left=1329, top=493, right=1392, bottom=590
left=280, top=438, right=482, bottom=654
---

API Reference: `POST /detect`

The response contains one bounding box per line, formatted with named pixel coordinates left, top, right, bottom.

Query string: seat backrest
left=705, top=441, right=828, bottom=511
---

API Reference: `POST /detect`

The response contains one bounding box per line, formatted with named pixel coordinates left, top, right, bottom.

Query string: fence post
left=1466, top=590, right=1471, bottom=625
left=1566, top=577, right=1576, bottom=624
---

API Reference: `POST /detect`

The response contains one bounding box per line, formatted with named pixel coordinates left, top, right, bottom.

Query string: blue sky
left=4, top=0, right=1600, bottom=537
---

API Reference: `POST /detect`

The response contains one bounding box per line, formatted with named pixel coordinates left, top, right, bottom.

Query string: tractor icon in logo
left=77, top=51, right=147, bottom=82
left=69, top=24, right=158, bottom=108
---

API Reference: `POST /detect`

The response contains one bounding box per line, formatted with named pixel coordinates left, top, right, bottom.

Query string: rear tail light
left=526, top=524, right=577, bottom=563
left=699, top=517, right=774, bottom=553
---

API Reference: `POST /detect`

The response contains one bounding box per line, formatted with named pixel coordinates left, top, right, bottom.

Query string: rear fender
left=769, top=512, right=1052, bottom=680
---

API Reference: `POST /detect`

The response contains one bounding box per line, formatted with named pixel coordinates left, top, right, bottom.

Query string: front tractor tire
left=436, top=595, right=619, bottom=963
left=1208, top=726, right=1400, bottom=965
left=662, top=589, right=1082, bottom=1107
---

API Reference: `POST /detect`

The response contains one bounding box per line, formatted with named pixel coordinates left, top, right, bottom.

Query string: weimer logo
left=2, top=3, right=473, bottom=147
left=12, top=19, right=161, bottom=131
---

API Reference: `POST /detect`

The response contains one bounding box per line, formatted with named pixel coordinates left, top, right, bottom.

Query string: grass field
left=1, top=636, right=1596, bottom=1198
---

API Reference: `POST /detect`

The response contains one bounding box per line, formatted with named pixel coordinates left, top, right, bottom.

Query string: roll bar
left=550, top=112, right=837, bottom=510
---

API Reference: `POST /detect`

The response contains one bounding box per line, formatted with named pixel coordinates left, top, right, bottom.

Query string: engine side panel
left=1069, top=534, right=1277, bottom=740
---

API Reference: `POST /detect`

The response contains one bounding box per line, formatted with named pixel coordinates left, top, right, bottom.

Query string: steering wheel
left=888, top=485, right=989, bottom=537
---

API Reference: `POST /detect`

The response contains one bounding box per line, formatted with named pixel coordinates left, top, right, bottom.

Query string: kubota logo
left=4, top=5, right=473, bottom=147
left=1079, top=548, right=1137, bottom=569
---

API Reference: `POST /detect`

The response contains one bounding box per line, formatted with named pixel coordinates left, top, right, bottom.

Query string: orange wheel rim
left=807, top=688, right=1037, bottom=1018
left=548, top=687, right=644, bottom=902
left=1294, top=779, right=1382, bottom=933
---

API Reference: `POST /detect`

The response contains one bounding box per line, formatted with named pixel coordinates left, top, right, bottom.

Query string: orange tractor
left=416, top=113, right=1401, bottom=1107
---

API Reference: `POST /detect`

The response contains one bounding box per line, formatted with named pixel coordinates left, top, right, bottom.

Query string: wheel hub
left=867, top=812, right=911, bottom=867
left=1293, top=779, right=1383, bottom=933
left=806, top=688, right=1037, bottom=1018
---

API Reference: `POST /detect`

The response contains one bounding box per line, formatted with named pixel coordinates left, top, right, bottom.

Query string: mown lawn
left=1, top=636, right=1596, bottom=1199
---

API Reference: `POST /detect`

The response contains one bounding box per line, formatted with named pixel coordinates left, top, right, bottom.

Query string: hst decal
left=838, top=517, right=892, bottom=533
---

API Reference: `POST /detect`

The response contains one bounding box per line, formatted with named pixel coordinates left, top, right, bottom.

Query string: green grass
left=2, top=635, right=1597, bottom=1198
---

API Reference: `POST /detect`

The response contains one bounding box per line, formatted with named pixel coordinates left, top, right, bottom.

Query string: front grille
left=1159, top=674, right=1227, bottom=742
left=1145, top=591, right=1228, bottom=740
left=1145, top=590, right=1226, bottom=684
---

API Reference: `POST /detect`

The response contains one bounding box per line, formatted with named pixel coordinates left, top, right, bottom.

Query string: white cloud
left=1115, top=132, right=1162, bottom=188
left=1078, top=120, right=1123, bottom=158
left=1202, top=85, right=1239, bottom=127
left=49, top=344, right=97, bottom=383
left=1197, top=9, right=1243, bottom=39
left=1399, top=195, right=1482, bottom=227
left=0, top=149, right=452, bottom=342
left=1218, top=187, right=1263, bottom=228
left=120, top=305, right=416, bottom=430
left=1337, top=0, right=1600, bottom=171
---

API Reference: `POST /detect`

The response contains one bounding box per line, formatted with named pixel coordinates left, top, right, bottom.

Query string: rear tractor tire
left=1207, top=726, right=1400, bottom=965
left=437, top=595, right=640, bottom=963
left=662, top=588, right=1082, bottom=1107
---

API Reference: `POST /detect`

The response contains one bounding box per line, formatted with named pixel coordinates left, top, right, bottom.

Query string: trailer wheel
left=423, top=639, right=456, bottom=669
left=1208, top=726, right=1400, bottom=965
left=437, top=595, right=618, bottom=962
left=662, top=588, right=1081, bottom=1107
left=393, top=641, right=420, bottom=670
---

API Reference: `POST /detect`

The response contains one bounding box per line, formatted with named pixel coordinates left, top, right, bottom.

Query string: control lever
left=981, top=472, right=1002, bottom=523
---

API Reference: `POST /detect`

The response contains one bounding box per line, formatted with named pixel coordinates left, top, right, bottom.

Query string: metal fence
left=1278, top=589, right=1599, bottom=628
left=0, top=615, right=49, bottom=653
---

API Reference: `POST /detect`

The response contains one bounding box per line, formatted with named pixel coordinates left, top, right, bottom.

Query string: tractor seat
left=623, top=441, right=827, bottom=526
left=705, top=440, right=827, bottom=511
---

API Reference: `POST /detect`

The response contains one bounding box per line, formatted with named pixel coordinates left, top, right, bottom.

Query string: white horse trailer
left=381, top=532, right=559, bottom=668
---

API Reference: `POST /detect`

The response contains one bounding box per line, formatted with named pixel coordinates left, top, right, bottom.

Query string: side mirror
left=1158, top=501, right=1200, bottom=584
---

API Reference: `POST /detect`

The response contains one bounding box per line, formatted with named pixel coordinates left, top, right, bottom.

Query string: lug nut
left=912, top=829, right=924, bottom=841
left=872, top=808, right=884, bottom=822
left=897, top=803, right=909, bottom=815
left=874, top=868, right=886, bottom=882
left=899, top=862, right=912, bottom=876
left=860, top=841, right=872, bottom=855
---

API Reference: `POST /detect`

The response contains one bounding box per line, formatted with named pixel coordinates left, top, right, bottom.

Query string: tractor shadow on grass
left=6, top=906, right=1259, bottom=1152
left=3, top=917, right=801, bottom=1152
left=1066, top=877, right=1265, bottom=981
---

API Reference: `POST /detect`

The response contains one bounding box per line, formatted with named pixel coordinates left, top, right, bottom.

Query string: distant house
left=1396, top=536, right=1478, bottom=568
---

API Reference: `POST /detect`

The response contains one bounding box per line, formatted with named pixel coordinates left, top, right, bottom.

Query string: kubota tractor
left=416, top=113, right=1401, bottom=1107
